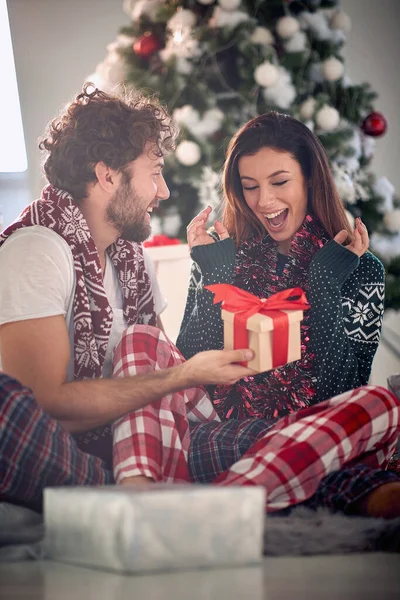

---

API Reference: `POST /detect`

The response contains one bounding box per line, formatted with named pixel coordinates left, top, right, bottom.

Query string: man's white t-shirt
left=0, top=226, right=167, bottom=380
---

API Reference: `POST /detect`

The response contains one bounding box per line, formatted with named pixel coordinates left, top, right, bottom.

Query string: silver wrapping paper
left=44, top=484, right=265, bottom=574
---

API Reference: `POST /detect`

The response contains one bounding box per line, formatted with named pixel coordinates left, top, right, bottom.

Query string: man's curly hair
left=39, top=83, right=178, bottom=202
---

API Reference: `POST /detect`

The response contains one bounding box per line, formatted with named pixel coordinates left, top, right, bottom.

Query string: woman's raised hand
left=334, top=217, right=369, bottom=257
left=186, top=205, right=230, bottom=250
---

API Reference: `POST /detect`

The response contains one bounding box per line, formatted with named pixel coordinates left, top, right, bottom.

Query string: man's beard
left=106, top=172, right=151, bottom=243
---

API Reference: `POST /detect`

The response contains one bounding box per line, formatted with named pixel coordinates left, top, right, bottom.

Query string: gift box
left=222, top=307, right=303, bottom=373
left=44, top=484, right=265, bottom=574
left=206, top=284, right=309, bottom=373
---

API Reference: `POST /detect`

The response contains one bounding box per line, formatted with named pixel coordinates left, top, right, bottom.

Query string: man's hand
left=180, top=348, right=256, bottom=387
left=186, top=205, right=230, bottom=250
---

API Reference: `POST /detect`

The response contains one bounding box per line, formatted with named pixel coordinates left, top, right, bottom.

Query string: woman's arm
left=308, top=238, right=384, bottom=401
left=177, top=206, right=237, bottom=358
left=176, top=239, right=236, bottom=358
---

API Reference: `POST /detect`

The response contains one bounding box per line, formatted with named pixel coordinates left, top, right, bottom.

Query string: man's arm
left=0, top=316, right=254, bottom=432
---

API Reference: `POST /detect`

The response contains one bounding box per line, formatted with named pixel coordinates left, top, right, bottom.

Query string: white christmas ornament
left=254, top=61, right=279, bottom=87
left=284, top=30, right=307, bottom=53
left=315, top=105, right=340, bottom=131
left=175, top=140, right=201, bottom=166
left=330, top=10, right=352, bottom=35
left=276, top=16, right=300, bottom=39
left=251, top=26, right=274, bottom=45
left=299, top=97, right=316, bottom=120
left=322, top=57, right=344, bottom=82
left=263, top=67, right=296, bottom=110
left=218, top=0, right=241, bottom=10
left=167, top=9, right=196, bottom=31
left=384, top=210, right=400, bottom=233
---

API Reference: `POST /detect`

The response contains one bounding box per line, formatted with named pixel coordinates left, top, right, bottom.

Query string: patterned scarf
left=0, top=185, right=156, bottom=380
left=212, top=214, right=330, bottom=421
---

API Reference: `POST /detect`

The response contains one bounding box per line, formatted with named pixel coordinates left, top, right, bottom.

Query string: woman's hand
left=186, top=205, right=230, bottom=250
left=333, top=217, right=369, bottom=257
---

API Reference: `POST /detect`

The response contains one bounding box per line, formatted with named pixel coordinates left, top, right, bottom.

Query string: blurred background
left=0, top=0, right=399, bottom=379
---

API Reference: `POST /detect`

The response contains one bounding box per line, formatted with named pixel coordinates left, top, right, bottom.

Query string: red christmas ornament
left=361, top=112, right=387, bottom=137
left=133, top=32, right=160, bottom=59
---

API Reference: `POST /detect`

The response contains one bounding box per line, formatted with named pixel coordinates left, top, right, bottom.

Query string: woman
left=112, top=113, right=400, bottom=518
left=178, top=111, right=382, bottom=418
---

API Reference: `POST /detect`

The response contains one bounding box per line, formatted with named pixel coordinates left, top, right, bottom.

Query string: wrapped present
left=44, top=484, right=265, bottom=574
left=206, top=284, right=310, bottom=373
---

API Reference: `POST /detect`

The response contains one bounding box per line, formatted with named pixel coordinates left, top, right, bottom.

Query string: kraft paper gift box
left=206, top=284, right=309, bottom=374
left=44, top=484, right=265, bottom=574
left=222, top=308, right=303, bottom=373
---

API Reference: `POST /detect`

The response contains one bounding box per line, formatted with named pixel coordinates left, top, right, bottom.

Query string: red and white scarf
left=0, top=184, right=156, bottom=380
left=212, top=215, right=330, bottom=421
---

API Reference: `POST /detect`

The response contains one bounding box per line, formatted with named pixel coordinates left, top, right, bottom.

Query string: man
left=0, top=84, right=255, bottom=509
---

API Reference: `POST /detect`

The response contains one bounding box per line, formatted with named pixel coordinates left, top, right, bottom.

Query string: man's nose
left=157, top=176, right=170, bottom=201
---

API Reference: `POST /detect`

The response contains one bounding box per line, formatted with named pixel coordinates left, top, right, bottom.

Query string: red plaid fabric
left=112, top=325, right=219, bottom=484
left=0, top=373, right=112, bottom=510
left=112, top=326, right=400, bottom=512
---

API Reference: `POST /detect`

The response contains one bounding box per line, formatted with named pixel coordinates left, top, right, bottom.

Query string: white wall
left=341, top=0, right=400, bottom=192
left=5, top=0, right=130, bottom=207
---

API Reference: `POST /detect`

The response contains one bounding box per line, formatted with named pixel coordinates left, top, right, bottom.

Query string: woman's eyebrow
left=240, top=170, right=290, bottom=181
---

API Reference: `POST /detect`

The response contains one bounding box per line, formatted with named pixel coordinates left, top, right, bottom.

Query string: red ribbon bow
left=205, top=284, right=310, bottom=368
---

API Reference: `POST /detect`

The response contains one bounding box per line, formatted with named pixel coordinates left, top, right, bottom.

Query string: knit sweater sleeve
left=176, top=239, right=236, bottom=359
left=308, top=241, right=385, bottom=401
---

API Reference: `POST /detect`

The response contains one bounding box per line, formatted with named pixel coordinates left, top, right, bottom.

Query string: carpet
left=264, top=507, right=400, bottom=555
left=1, top=502, right=399, bottom=561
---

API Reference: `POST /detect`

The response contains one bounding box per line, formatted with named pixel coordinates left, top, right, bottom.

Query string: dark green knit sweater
left=177, top=237, right=385, bottom=404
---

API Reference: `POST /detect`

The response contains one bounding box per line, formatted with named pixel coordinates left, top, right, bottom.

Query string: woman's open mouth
left=262, top=208, right=288, bottom=229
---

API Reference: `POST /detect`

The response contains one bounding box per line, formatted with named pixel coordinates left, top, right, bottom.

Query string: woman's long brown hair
left=222, top=112, right=352, bottom=245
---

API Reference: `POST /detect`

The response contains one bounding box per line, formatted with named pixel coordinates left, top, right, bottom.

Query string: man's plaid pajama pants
left=0, top=374, right=112, bottom=510
left=1, top=324, right=399, bottom=512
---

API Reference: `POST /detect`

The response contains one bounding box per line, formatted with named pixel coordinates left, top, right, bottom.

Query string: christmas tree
left=89, top=0, right=400, bottom=308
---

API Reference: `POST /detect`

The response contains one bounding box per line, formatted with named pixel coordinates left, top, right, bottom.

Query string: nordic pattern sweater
left=177, top=237, right=385, bottom=406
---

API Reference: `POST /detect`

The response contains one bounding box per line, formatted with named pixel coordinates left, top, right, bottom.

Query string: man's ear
left=94, top=162, right=118, bottom=193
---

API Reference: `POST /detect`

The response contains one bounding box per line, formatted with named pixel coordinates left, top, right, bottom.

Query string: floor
left=0, top=554, right=399, bottom=600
